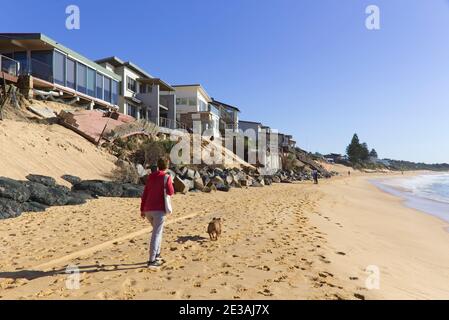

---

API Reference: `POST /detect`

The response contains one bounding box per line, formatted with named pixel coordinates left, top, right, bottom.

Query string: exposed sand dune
left=0, top=119, right=117, bottom=184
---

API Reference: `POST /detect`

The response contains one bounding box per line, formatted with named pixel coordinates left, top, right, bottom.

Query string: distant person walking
left=312, top=169, right=319, bottom=184
left=140, top=158, right=174, bottom=268
left=348, top=170, right=351, bottom=176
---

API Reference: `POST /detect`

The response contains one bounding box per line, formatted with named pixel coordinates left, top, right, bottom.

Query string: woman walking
left=140, top=157, right=174, bottom=268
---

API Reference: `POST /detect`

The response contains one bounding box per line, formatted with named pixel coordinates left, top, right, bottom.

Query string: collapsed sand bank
left=0, top=119, right=117, bottom=184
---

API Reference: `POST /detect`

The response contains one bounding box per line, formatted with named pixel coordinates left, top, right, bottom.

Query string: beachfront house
left=209, top=98, right=240, bottom=134
left=238, top=120, right=281, bottom=172
left=173, top=84, right=220, bottom=136
left=0, top=33, right=120, bottom=110
left=279, top=133, right=296, bottom=152
left=95, top=56, right=180, bottom=130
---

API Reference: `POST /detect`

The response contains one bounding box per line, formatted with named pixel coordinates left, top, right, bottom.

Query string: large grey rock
left=21, top=201, right=49, bottom=213
left=251, top=180, right=264, bottom=187
left=184, top=178, right=195, bottom=191
left=24, top=181, right=70, bottom=206
left=26, top=174, right=56, bottom=187
left=211, top=175, right=224, bottom=185
left=193, top=177, right=204, bottom=191
left=72, top=180, right=123, bottom=197
left=173, top=176, right=189, bottom=193
left=61, top=175, right=82, bottom=185
left=0, top=198, right=22, bottom=219
left=183, top=168, right=196, bottom=180
left=0, top=177, right=30, bottom=202
left=121, top=183, right=144, bottom=198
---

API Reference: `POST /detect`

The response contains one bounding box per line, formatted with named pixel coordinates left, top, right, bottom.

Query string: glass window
left=111, top=80, right=119, bottom=105
left=189, top=98, right=197, bottom=107
left=140, top=83, right=146, bottom=93
left=139, top=108, right=145, bottom=119
left=76, top=63, right=87, bottom=94
left=53, top=51, right=66, bottom=86
left=199, top=100, right=207, bottom=111
left=104, top=77, right=111, bottom=103
left=66, top=58, right=76, bottom=89
left=87, top=68, right=95, bottom=97
left=127, top=103, right=137, bottom=118
left=7, top=51, right=27, bottom=74
left=127, top=76, right=136, bottom=92
left=176, top=98, right=188, bottom=105
left=96, top=73, right=103, bottom=99
left=31, top=51, right=53, bottom=82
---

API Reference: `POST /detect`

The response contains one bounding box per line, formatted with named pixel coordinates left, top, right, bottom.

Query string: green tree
left=360, top=142, right=370, bottom=161
left=369, top=148, right=378, bottom=159
left=346, top=134, right=362, bottom=163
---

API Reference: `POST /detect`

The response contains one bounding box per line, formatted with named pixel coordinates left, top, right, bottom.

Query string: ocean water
left=371, top=173, right=449, bottom=224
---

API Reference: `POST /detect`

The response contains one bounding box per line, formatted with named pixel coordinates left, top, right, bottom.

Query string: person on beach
left=348, top=170, right=351, bottom=176
left=140, top=157, right=174, bottom=268
left=312, top=169, right=319, bottom=184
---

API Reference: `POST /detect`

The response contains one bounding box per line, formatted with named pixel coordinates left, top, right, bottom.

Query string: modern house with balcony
left=209, top=98, right=240, bottom=134
left=0, top=33, right=120, bottom=110
left=173, top=84, right=220, bottom=136
left=95, top=56, right=179, bottom=130
left=239, top=120, right=281, bottom=172
left=278, top=133, right=296, bottom=153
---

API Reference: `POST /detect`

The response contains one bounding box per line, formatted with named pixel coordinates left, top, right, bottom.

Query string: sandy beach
left=1, top=171, right=448, bottom=300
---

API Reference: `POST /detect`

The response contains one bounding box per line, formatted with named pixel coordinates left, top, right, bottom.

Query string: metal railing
left=149, top=116, right=187, bottom=130
left=0, top=55, right=20, bottom=77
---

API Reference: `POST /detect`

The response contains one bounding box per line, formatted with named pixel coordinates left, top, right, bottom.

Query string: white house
left=96, top=56, right=179, bottom=129
left=173, top=84, right=220, bottom=136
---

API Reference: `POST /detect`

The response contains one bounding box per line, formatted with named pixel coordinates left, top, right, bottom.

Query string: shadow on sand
left=176, top=235, right=208, bottom=244
left=0, top=262, right=147, bottom=281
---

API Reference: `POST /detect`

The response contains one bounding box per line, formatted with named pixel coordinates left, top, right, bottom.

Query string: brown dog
left=207, top=217, right=222, bottom=241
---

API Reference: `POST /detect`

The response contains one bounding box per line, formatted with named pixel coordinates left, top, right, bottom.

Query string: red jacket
left=140, top=170, right=174, bottom=213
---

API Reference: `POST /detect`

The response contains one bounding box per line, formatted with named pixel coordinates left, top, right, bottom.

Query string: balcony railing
left=0, top=55, right=20, bottom=77
left=149, top=116, right=187, bottom=130
left=208, top=104, right=220, bottom=118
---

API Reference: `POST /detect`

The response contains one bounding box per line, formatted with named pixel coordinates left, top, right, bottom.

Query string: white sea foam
left=379, top=174, right=449, bottom=204
left=372, top=173, right=449, bottom=225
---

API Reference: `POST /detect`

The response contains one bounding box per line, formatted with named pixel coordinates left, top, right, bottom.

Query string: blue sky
left=2, top=0, right=449, bottom=163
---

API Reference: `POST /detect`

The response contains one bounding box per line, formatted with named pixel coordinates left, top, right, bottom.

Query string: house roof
left=172, top=84, right=212, bottom=102
left=210, top=98, right=240, bottom=112
left=137, top=78, right=175, bottom=92
left=239, top=120, right=261, bottom=124
left=0, top=33, right=120, bottom=81
left=95, top=56, right=154, bottom=79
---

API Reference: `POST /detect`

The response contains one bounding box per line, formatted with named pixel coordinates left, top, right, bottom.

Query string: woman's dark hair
left=157, top=157, right=169, bottom=171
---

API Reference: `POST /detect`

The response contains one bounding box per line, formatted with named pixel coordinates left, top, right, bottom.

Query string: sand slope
left=0, top=119, right=117, bottom=184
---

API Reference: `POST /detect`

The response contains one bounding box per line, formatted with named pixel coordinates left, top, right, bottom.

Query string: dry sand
left=0, top=171, right=448, bottom=300
left=0, top=119, right=117, bottom=184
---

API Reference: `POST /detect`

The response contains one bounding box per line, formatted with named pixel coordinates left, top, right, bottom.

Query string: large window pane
left=87, top=68, right=95, bottom=97
left=76, top=63, right=87, bottom=94
left=31, top=51, right=53, bottom=82
left=111, top=80, right=119, bottom=105
left=66, top=58, right=76, bottom=89
left=104, top=77, right=111, bottom=103
left=53, top=51, right=66, bottom=86
left=96, top=73, right=103, bottom=99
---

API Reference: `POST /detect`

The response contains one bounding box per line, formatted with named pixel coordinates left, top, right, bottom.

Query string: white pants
left=144, top=211, right=166, bottom=262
